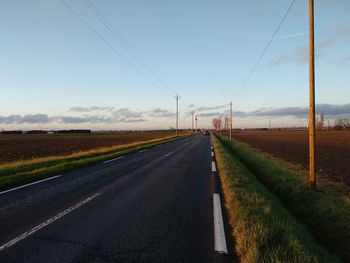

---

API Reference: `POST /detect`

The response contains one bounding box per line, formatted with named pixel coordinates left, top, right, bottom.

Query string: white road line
left=103, top=156, right=124, bottom=164
left=0, top=175, right=61, bottom=196
left=211, top=161, right=217, bottom=172
left=213, top=193, right=228, bottom=254
left=0, top=193, right=101, bottom=252
left=155, top=144, right=162, bottom=148
left=211, top=152, right=214, bottom=157
left=138, top=149, right=148, bottom=153
left=164, top=151, right=174, bottom=158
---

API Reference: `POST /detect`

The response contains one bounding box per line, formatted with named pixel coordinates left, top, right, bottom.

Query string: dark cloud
left=0, top=114, right=50, bottom=124
left=119, top=118, right=145, bottom=123
left=52, top=115, right=108, bottom=124
left=194, top=105, right=226, bottom=112
left=52, top=114, right=145, bottom=124
left=53, top=116, right=88, bottom=124
left=197, top=112, right=224, bottom=117
left=112, top=108, right=144, bottom=119
left=0, top=108, right=147, bottom=125
left=1, top=104, right=348, bottom=126
left=186, top=104, right=226, bottom=116
left=237, top=104, right=350, bottom=118
left=148, top=108, right=175, bottom=118
left=316, top=103, right=350, bottom=116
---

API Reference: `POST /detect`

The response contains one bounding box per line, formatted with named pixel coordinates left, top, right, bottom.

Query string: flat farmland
left=229, top=130, right=350, bottom=185
left=0, top=131, right=179, bottom=164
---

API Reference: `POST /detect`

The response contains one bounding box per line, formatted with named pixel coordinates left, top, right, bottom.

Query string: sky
left=0, top=0, right=349, bottom=130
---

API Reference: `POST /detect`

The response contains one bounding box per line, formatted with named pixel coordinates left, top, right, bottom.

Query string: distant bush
left=55, top=129, right=91, bottom=134
left=333, top=125, right=344, bottom=131
left=334, top=118, right=350, bottom=130
left=0, top=130, right=23, bottom=135
left=26, top=130, right=48, bottom=134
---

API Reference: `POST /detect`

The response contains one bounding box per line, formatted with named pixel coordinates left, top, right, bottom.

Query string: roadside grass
left=213, top=134, right=350, bottom=262
left=212, top=134, right=340, bottom=262
left=0, top=134, right=190, bottom=191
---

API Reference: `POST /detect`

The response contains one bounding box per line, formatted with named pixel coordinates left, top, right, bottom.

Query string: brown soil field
left=0, top=131, right=180, bottom=164
left=226, top=130, right=350, bottom=185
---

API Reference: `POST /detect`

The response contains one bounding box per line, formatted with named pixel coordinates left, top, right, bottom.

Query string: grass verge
left=0, top=134, right=191, bottom=191
left=213, top=134, right=350, bottom=262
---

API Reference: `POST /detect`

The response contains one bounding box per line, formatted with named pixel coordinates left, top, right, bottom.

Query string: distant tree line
left=0, top=129, right=92, bottom=135
left=211, top=116, right=350, bottom=131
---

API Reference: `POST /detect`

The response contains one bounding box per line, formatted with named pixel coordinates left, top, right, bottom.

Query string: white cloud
left=69, top=106, right=114, bottom=112
left=148, top=108, right=175, bottom=118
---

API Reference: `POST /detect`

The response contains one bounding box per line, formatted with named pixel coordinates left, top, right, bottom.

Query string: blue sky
left=0, top=0, right=349, bottom=130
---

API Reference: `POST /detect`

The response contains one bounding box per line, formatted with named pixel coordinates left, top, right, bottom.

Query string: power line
left=60, top=0, right=173, bottom=96
left=233, top=0, right=296, bottom=99
left=82, top=0, right=177, bottom=95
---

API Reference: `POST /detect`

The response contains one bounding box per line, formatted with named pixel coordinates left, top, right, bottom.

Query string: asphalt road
left=0, top=135, right=230, bottom=262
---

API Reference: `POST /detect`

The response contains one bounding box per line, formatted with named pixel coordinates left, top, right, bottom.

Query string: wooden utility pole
left=229, top=102, right=232, bottom=141
left=195, top=116, right=198, bottom=133
left=175, top=95, right=181, bottom=136
left=219, top=116, right=222, bottom=135
left=191, top=112, right=194, bottom=132
left=309, top=0, right=316, bottom=190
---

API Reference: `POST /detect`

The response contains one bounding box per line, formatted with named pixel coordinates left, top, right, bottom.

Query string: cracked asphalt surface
left=0, top=135, right=221, bottom=262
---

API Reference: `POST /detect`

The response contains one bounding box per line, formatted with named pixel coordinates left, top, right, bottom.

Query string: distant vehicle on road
left=204, top=130, right=210, bottom=135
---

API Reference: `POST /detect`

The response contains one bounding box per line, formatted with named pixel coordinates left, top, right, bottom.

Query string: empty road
left=0, top=135, right=230, bottom=262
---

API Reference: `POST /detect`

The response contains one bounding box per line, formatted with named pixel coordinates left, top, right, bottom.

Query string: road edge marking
left=0, top=175, right=62, bottom=196
left=213, top=193, right=228, bottom=254
left=211, top=161, right=217, bottom=172
left=0, top=193, right=101, bottom=252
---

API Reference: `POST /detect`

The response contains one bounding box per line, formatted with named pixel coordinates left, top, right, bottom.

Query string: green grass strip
left=212, top=134, right=340, bottom=262
left=0, top=134, right=191, bottom=191
left=214, top=134, right=350, bottom=262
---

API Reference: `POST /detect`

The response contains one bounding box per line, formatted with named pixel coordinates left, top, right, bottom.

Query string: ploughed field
left=0, top=131, right=178, bottom=164
left=229, top=130, right=350, bottom=185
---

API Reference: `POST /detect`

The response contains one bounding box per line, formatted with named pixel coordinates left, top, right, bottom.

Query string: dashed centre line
left=164, top=151, right=174, bottom=158
left=0, top=175, right=62, bottom=196
left=103, top=156, right=124, bottom=164
left=0, top=193, right=101, bottom=252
